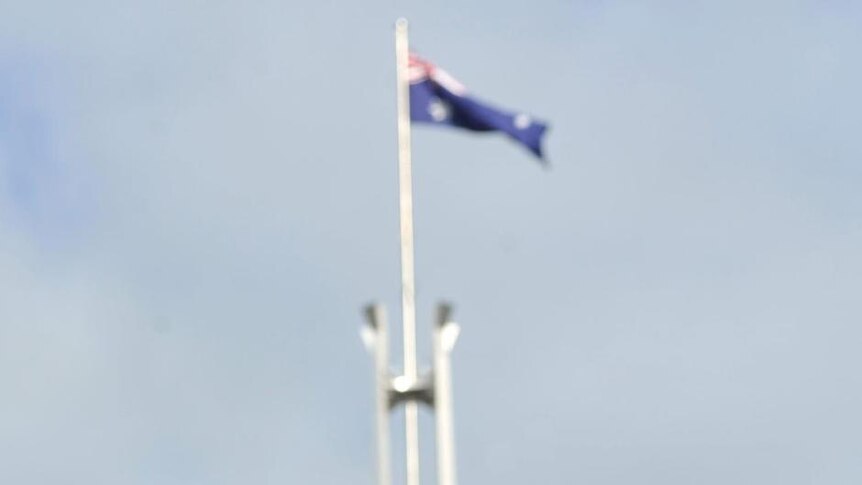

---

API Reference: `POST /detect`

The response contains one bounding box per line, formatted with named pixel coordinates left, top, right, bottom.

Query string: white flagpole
left=394, top=17, right=421, bottom=485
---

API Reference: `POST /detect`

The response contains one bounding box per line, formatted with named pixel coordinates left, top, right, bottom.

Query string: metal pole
left=433, top=303, right=460, bottom=485
left=364, top=304, right=392, bottom=485
left=394, top=17, right=421, bottom=485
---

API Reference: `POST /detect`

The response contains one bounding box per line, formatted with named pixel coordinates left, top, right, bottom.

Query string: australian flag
left=409, top=53, right=549, bottom=161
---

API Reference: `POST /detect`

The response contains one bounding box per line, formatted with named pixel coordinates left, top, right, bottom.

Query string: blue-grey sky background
left=1, top=1, right=861, bottom=484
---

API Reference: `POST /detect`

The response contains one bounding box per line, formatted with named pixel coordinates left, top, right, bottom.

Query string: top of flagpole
left=394, top=15, right=416, bottom=383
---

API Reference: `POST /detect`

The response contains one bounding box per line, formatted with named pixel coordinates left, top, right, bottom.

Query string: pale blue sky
left=1, top=1, right=861, bottom=484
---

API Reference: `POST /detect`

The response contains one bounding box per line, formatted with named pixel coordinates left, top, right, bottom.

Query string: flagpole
left=394, top=17, right=421, bottom=485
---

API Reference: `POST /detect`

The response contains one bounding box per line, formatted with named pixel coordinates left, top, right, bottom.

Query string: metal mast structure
left=361, top=18, right=461, bottom=485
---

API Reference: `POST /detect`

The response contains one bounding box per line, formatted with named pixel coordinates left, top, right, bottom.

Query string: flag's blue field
left=409, top=53, right=549, bottom=161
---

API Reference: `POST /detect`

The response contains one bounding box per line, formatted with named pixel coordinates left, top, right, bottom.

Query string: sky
left=1, top=1, right=861, bottom=484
